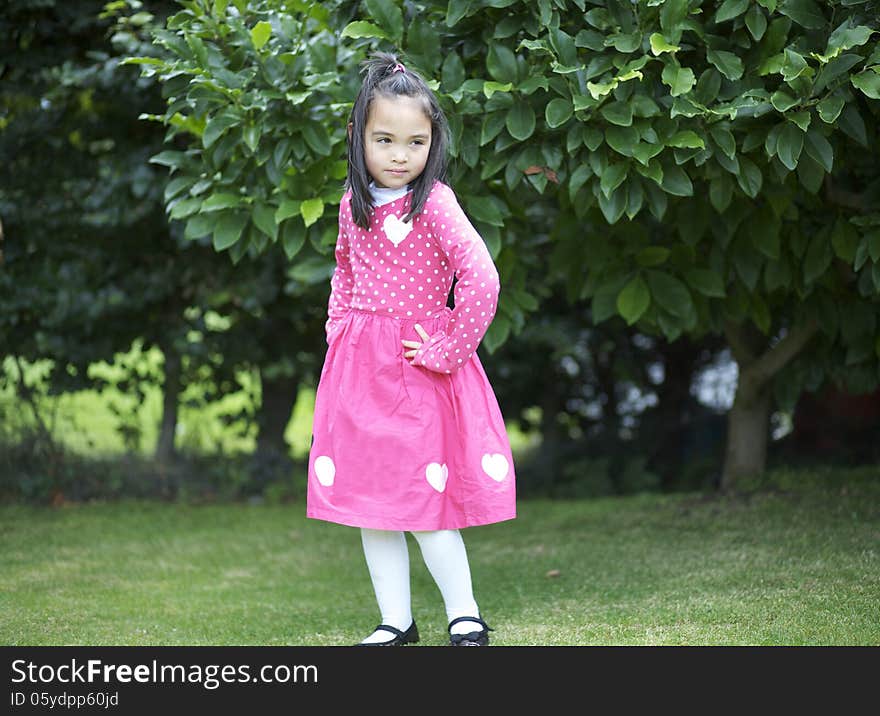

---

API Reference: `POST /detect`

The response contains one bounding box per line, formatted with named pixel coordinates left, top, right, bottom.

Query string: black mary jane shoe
left=355, top=622, right=420, bottom=646
left=448, top=616, right=494, bottom=647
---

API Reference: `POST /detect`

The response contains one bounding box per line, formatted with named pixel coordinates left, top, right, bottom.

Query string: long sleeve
left=411, top=187, right=500, bottom=374
left=325, top=209, right=354, bottom=345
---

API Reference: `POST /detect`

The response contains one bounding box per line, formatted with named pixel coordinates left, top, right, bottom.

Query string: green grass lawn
left=2, top=467, right=877, bottom=646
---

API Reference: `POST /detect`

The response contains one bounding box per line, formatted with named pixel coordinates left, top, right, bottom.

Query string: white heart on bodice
left=481, top=453, right=509, bottom=482
left=425, top=462, right=449, bottom=493
left=383, top=213, right=413, bottom=247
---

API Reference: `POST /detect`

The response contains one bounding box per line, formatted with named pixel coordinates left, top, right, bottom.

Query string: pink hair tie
left=392, top=62, right=406, bottom=73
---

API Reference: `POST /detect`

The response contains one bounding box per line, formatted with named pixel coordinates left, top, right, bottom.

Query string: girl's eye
left=377, top=137, right=390, bottom=143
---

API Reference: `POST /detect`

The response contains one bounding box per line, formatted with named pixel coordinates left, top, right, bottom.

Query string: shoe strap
left=448, top=616, right=493, bottom=633
left=373, top=623, right=406, bottom=638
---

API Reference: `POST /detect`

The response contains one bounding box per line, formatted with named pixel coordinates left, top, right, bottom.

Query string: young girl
left=307, top=52, right=516, bottom=646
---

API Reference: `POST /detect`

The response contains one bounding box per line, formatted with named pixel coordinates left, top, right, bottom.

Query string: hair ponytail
left=346, top=52, right=449, bottom=229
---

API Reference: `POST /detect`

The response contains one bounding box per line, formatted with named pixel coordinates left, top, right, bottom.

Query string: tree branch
left=746, top=319, right=819, bottom=387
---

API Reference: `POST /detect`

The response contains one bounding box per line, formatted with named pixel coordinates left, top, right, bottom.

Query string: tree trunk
left=155, top=342, right=181, bottom=462
left=255, top=371, right=299, bottom=458
left=721, top=376, right=771, bottom=490
left=720, top=320, right=818, bottom=491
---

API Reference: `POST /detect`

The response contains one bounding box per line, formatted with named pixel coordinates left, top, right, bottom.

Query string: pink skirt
left=307, top=307, right=516, bottom=531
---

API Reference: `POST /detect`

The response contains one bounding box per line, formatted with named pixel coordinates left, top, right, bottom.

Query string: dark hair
left=346, top=51, right=449, bottom=229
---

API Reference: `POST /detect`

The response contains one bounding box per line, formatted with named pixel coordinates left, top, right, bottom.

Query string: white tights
left=359, top=528, right=484, bottom=643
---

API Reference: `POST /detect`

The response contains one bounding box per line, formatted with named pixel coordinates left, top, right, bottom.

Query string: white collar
left=369, top=182, right=410, bottom=207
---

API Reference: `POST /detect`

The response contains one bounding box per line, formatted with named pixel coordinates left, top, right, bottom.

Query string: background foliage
left=3, top=0, right=880, bottom=502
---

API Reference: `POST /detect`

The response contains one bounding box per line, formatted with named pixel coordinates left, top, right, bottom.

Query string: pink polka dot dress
left=307, top=180, right=517, bottom=531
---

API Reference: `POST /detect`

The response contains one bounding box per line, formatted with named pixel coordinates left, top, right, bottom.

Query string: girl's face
left=363, top=94, right=432, bottom=190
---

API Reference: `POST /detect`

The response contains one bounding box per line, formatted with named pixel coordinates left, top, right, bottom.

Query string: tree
left=132, top=0, right=880, bottom=490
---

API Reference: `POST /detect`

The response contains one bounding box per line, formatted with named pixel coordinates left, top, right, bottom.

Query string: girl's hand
left=402, top=323, right=431, bottom=360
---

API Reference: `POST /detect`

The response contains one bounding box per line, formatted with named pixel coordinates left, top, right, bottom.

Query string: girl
left=307, top=52, right=516, bottom=646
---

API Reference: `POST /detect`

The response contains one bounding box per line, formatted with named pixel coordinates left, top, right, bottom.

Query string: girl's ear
left=347, top=122, right=353, bottom=140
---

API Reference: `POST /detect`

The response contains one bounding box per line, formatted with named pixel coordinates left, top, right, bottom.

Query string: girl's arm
left=411, top=185, right=500, bottom=374
left=325, top=208, right=355, bottom=344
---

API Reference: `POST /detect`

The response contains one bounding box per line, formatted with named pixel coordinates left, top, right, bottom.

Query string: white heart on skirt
left=383, top=214, right=412, bottom=247
left=425, top=462, right=449, bottom=493
left=481, top=453, right=509, bottom=482
left=314, top=455, right=336, bottom=487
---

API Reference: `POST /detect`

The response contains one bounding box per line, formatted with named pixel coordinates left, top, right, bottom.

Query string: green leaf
left=488, top=43, right=518, bottom=84
left=868, top=230, right=880, bottom=263
left=569, top=164, right=592, bottom=202
left=632, top=141, right=664, bottom=165
left=598, top=187, right=627, bottom=224
left=607, top=32, right=641, bottom=54
left=803, top=128, right=833, bottom=172
left=184, top=212, right=216, bottom=240
left=169, top=197, right=202, bottom=220
left=164, top=176, right=195, bottom=202
left=600, top=101, right=633, bottom=127
left=606, top=126, right=640, bottom=156
left=467, top=196, right=505, bottom=227
left=779, top=0, right=826, bottom=30
left=281, top=220, right=306, bottom=260
left=442, top=52, right=466, bottom=91
left=716, top=0, right=749, bottom=23
left=817, top=94, right=845, bottom=123
left=250, top=20, right=272, bottom=50
left=213, top=211, right=248, bottom=251
left=751, top=207, right=781, bottom=259
left=202, top=192, right=244, bottom=212
left=600, top=163, right=629, bottom=198
left=804, top=231, right=833, bottom=283
left=617, top=275, right=651, bottom=325
left=660, top=165, right=693, bottom=196
left=637, top=247, right=671, bottom=267
left=831, top=219, right=859, bottom=262
left=445, top=0, right=470, bottom=26
left=685, top=268, right=726, bottom=297
left=661, top=61, right=696, bottom=96
left=253, top=202, right=277, bottom=241
left=545, top=98, right=573, bottom=128
left=776, top=123, right=804, bottom=170
left=302, top=122, right=331, bottom=156
left=737, top=157, right=763, bottom=197
left=340, top=21, right=388, bottom=40
left=365, top=0, right=403, bottom=42
left=826, top=22, right=874, bottom=58
left=300, top=198, right=324, bottom=228
left=507, top=101, right=536, bottom=140
left=483, top=81, right=513, bottom=99
left=797, top=153, right=824, bottom=193
left=771, top=90, right=799, bottom=112
left=709, top=174, right=734, bottom=212
left=660, top=0, right=689, bottom=37
left=838, top=105, right=868, bottom=146
left=852, top=71, right=880, bottom=100
left=710, top=127, right=736, bottom=158
left=275, top=199, right=301, bottom=223
left=203, top=112, right=240, bottom=149
left=707, top=49, right=744, bottom=81
left=667, top=130, right=704, bottom=149
left=646, top=270, right=692, bottom=318
left=782, top=49, right=809, bottom=82
left=650, top=33, right=680, bottom=55
left=734, top=242, right=762, bottom=290
left=745, top=5, right=768, bottom=40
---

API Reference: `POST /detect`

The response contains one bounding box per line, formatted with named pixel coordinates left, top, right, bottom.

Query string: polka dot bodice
left=325, top=181, right=500, bottom=374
